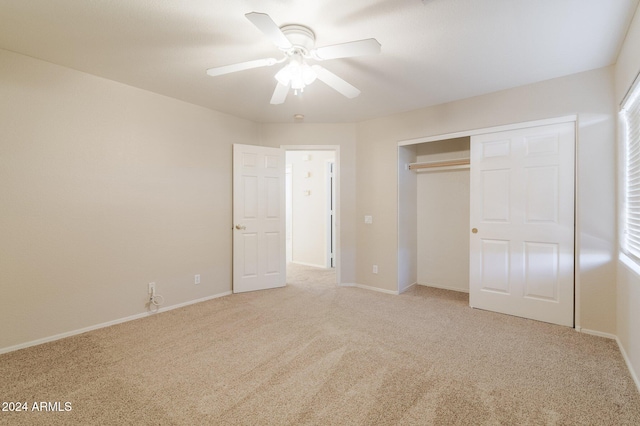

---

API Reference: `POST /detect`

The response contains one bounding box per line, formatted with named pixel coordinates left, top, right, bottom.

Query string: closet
left=398, top=137, right=471, bottom=293
left=398, top=118, right=576, bottom=327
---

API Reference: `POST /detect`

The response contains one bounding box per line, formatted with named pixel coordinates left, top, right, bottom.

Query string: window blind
left=623, top=79, right=640, bottom=260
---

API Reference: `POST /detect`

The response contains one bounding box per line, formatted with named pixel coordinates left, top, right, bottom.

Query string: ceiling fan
left=206, top=12, right=381, bottom=104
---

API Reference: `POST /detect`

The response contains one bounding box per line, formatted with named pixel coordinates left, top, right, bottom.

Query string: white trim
left=325, top=160, right=336, bottom=269
left=617, top=336, right=640, bottom=394
left=285, top=165, right=293, bottom=264
left=419, top=283, right=470, bottom=294
left=339, top=283, right=400, bottom=295
left=620, top=68, right=640, bottom=107
left=619, top=117, right=629, bottom=272
left=576, top=328, right=640, bottom=393
left=398, top=115, right=578, bottom=146
left=576, top=327, right=617, bottom=340
left=400, top=282, right=417, bottom=294
left=573, top=118, right=581, bottom=330
left=281, top=145, right=340, bottom=151
left=0, top=291, right=232, bottom=355
left=619, top=252, right=640, bottom=277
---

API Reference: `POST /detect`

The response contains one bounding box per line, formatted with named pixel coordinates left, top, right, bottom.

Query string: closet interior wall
left=415, top=137, right=471, bottom=293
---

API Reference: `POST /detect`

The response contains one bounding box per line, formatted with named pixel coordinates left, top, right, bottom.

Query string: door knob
left=472, top=228, right=478, bottom=234
left=235, top=224, right=246, bottom=230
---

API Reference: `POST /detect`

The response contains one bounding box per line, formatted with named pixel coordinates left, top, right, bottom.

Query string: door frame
left=396, top=115, right=580, bottom=328
left=286, top=165, right=293, bottom=264
left=282, top=145, right=341, bottom=285
left=326, top=160, right=336, bottom=269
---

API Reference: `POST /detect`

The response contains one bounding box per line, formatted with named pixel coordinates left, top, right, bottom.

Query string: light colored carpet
left=286, top=262, right=336, bottom=286
left=1, top=265, right=639, bottom=425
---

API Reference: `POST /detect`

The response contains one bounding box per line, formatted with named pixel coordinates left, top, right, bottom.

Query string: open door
left=469, top=122, right=575, bottom=326
left=233, top=144, right=286, bottom=293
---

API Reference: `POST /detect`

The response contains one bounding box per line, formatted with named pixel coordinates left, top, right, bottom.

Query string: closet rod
left=408, top=158, right=470, bottom=170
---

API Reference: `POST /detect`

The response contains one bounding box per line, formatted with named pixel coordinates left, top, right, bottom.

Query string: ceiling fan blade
left=245, top=12, right=293, bottom=50
left=312, top=65, right=361, bottom=99
left=312, top=38, right=381, bottom=60
left=270, top=82, right=289, bottom=105
left=206, top=58, right=277, bottom=77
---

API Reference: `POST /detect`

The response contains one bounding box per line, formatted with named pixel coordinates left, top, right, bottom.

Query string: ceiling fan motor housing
left=280, top=24, right=315, bottom=55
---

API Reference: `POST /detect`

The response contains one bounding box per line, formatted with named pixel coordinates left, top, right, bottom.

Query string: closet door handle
left=471, top=228, right=478, bottom=234
left=235, top=224, right=246, bottom=230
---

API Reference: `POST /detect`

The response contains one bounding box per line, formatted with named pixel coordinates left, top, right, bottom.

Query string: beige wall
left=0, top=49, right=259, bottom=351
left=357, top=66, right=617, bottom=334
left=259, top=123, right=358, bottom=284
left=615, top=3, right=640, bottom=390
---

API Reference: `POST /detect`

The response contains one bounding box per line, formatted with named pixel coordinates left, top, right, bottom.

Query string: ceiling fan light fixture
left=207, top=12, right=381, bottom=104
left=275, top=60, right=317, bottom=94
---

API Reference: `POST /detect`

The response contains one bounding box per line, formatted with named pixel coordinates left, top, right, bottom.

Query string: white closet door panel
left=481, top=169, right=511, bottom=223
left=523, top=241, right=559, bottom=301
left=524, top=166, right=559, bottom=223
left=479, top=239, right=511, bottom=294
left=470, top=122, right=575, bottom=327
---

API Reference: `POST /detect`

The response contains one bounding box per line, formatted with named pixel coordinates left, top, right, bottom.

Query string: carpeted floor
left=0, top=265, right=639, bottom=425
left=286, top=262, right=336, bottom=286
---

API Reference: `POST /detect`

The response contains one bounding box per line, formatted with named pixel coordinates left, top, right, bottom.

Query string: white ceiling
left=0, top=0, right=637, bottom=123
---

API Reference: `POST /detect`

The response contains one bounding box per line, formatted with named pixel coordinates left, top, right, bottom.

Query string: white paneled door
left=469, top=122, right=575, bottom=326
left=233, top=144, right=286, bottom=293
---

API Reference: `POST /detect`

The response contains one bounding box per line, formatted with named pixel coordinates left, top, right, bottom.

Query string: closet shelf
left=408, top=158, right=470, bottom=171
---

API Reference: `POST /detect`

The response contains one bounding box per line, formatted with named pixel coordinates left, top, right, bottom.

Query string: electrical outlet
left=373, top=265, right=378, bottom=274
left=195, top=274, right=200, bottom=285
left=148, top=282, right=156, bottom=295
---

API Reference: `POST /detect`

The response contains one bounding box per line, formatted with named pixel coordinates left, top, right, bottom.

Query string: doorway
left=284, top=148, right=338, bottom=285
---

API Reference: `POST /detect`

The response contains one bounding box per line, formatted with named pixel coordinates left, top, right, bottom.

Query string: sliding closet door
left=469, top=122, right=575, bottom=327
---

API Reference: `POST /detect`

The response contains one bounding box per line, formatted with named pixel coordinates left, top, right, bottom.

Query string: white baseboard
left=576, top=327, right=617, bottom=340
left=339, top=282, right=399, bottom=295
left=400, top=282, right=417, bottom=294
left=419, top=283, right=469, bottom=294
left=0, top=291, right=232, bottom=355
left=576, top=327, right=640, bottom=394
left=616, top=336, right=640, bottom=394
